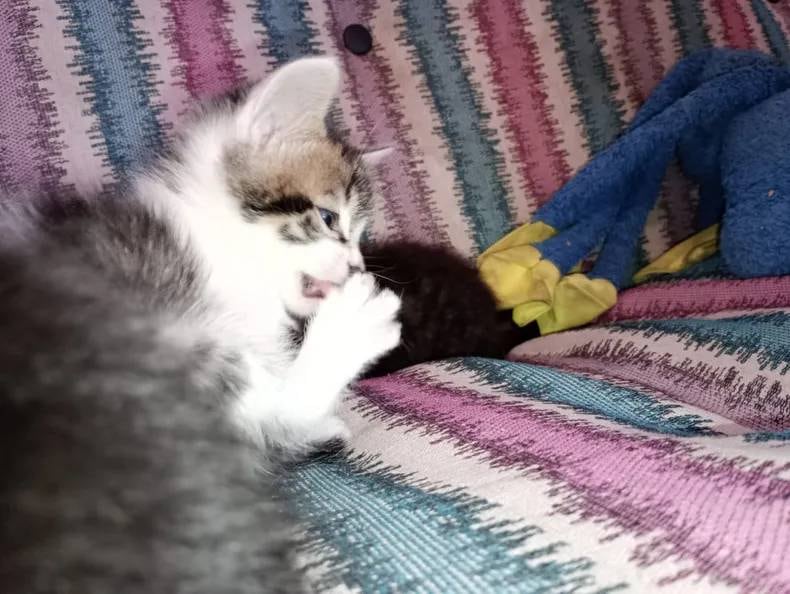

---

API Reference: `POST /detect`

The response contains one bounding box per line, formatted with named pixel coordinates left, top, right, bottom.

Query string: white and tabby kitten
left=0, top=57, right=399, bottom=593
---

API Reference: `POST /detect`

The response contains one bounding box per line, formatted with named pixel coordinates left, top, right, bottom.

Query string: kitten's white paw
left=307, top=273, right=401, bottom=377
left=261, top=274, right=400, bottom=447
left=304, top=415, right=351, bottom=447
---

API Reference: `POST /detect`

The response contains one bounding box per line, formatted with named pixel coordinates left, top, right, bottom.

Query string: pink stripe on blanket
left=381, top=0, right=468, bottom=250
left=321, top=0, right=445, bottom=244
left=34, top=0, right=110, bottom=193
left=711, top=0, right=757, bottom=49
left=471, top=0, right=570, bottom=207
left=137, top=0, right=192, bottom=130
left=528, top=0, right=589, bottom=177
left=356, top=373, right=790, bottom=592
left=166, top=0, right=244, bottom=100
left=0, top=1, right=64, bottom=193
left=606, top=0, right=665, bottom=106
left=601, top=276, right=790, bottom=322
left=225, top=2, right=272, bottom=84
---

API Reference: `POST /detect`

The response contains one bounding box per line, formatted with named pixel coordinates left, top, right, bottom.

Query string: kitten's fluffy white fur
left=137, top=57, right=401, bottom=452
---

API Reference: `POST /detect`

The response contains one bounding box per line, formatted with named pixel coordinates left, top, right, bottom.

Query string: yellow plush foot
left=477, top=221, right=558, bottom=309
left=633, top=224, right=719, bottom=284
left=478, top=220, right=617, bottom=335
left=522, top=273, right=618, bottom=335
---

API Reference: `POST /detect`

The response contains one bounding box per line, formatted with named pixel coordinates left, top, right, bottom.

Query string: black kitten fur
left=362, top=241, right=537, bottom=377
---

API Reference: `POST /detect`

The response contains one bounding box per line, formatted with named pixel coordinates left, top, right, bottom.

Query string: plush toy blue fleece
left=478, top=48, right=790, bottom=335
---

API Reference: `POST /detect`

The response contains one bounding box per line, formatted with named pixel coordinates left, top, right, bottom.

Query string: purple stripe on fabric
left=356, top=373, right=790, bottom=592
left=472, top=0, right=570, bottom=207
left=514, top=349, right=784, bottom=431
left=0, top=0, right=65, bottom=193
left=33, top=0, right=110, bottom=194
left=137, top=0, right=192, bottom=131
left=712, top=0, right=757, bottom=49
left=607, top=0, right=665, bottom=106
left=166, top=0, right=244, bottom=100
left=529, top=0, right=590, bottom=176
left=322, top=0, right=445, bottom=244
left=602, top=276, right=790, bottom=323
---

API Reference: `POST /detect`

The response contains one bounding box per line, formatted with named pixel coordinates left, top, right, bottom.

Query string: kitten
left=361, top=241, right=538, bottom=377
left=0, top=57, right=399, bottom=593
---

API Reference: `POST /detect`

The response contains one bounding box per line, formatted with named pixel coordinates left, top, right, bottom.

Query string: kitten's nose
left=349, top=264, right=364, bottom=275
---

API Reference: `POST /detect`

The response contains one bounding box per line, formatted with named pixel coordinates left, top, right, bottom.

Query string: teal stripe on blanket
left=670, top=0, right=712, bottom=54
left=751, top=0, right=790, bottom=64
left=251, top=0, right=318, bottom=64
left=547, top=0, right=624, bottom=154
left=399, top=0, right=512, bottom=253
left=288, top=454, right=620, bottom=594
left=744, top=429, right=790, bottom=443
left=610, top=312, right=790, bottom=373
left=444, top=357, right=717, bottom=436
left=58, top=0, right=164, bottom=178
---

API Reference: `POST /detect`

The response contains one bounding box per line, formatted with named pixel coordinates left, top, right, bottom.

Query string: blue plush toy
left=478, top=49, right=790, bottom=335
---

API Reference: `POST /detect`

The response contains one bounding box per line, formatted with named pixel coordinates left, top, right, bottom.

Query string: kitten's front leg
left=291, top=273, right=401, bottom=401
left=236, top=274, right=400, bottom=451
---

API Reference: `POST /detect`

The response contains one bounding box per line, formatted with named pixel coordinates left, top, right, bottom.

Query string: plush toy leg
left=509, top=207, right=620, bottom=332
left=590, top=146, right=674, bottom=288
left=534, top=204, right=620, bottom=275
left=528, top=148, right=670, bottom=335
left=628, top=49, right=715, bottom=128
left=535, top=141, right=642, bottom=231
left=479, top=122, right=667, bottom=333
left=484, top=122, right=666, bottom=328
left=478, top=204, right=617, bottom=325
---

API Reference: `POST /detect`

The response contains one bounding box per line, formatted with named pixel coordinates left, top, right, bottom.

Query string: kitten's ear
left=236, top=56, right=341, bottom=143
left=361, top=147, right=393, bottom=168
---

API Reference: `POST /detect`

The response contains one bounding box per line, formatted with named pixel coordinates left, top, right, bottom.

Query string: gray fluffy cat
left=0, top=57, right=400, bottom=593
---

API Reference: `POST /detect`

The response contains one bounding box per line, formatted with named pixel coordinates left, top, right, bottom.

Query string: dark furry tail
left=497, top=310, right=541, bottom=352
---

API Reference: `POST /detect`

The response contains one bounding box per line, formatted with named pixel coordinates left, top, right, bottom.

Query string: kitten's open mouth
left=301, top=274, right=336, bottom=299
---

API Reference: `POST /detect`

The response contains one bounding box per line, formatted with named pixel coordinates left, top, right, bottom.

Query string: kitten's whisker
left=370, top=272, right=412, bottom=285
left=364, top=264, right=395, bottom=272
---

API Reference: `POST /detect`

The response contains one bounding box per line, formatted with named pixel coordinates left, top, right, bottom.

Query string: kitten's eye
left=317, top=207, right=337, bottom=229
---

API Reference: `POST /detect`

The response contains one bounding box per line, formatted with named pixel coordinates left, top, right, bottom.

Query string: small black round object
left=343, top=24, right=373, bottom=55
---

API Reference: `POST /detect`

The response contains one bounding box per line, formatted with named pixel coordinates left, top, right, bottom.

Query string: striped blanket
left=1, top=1, right=788, bottom=592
